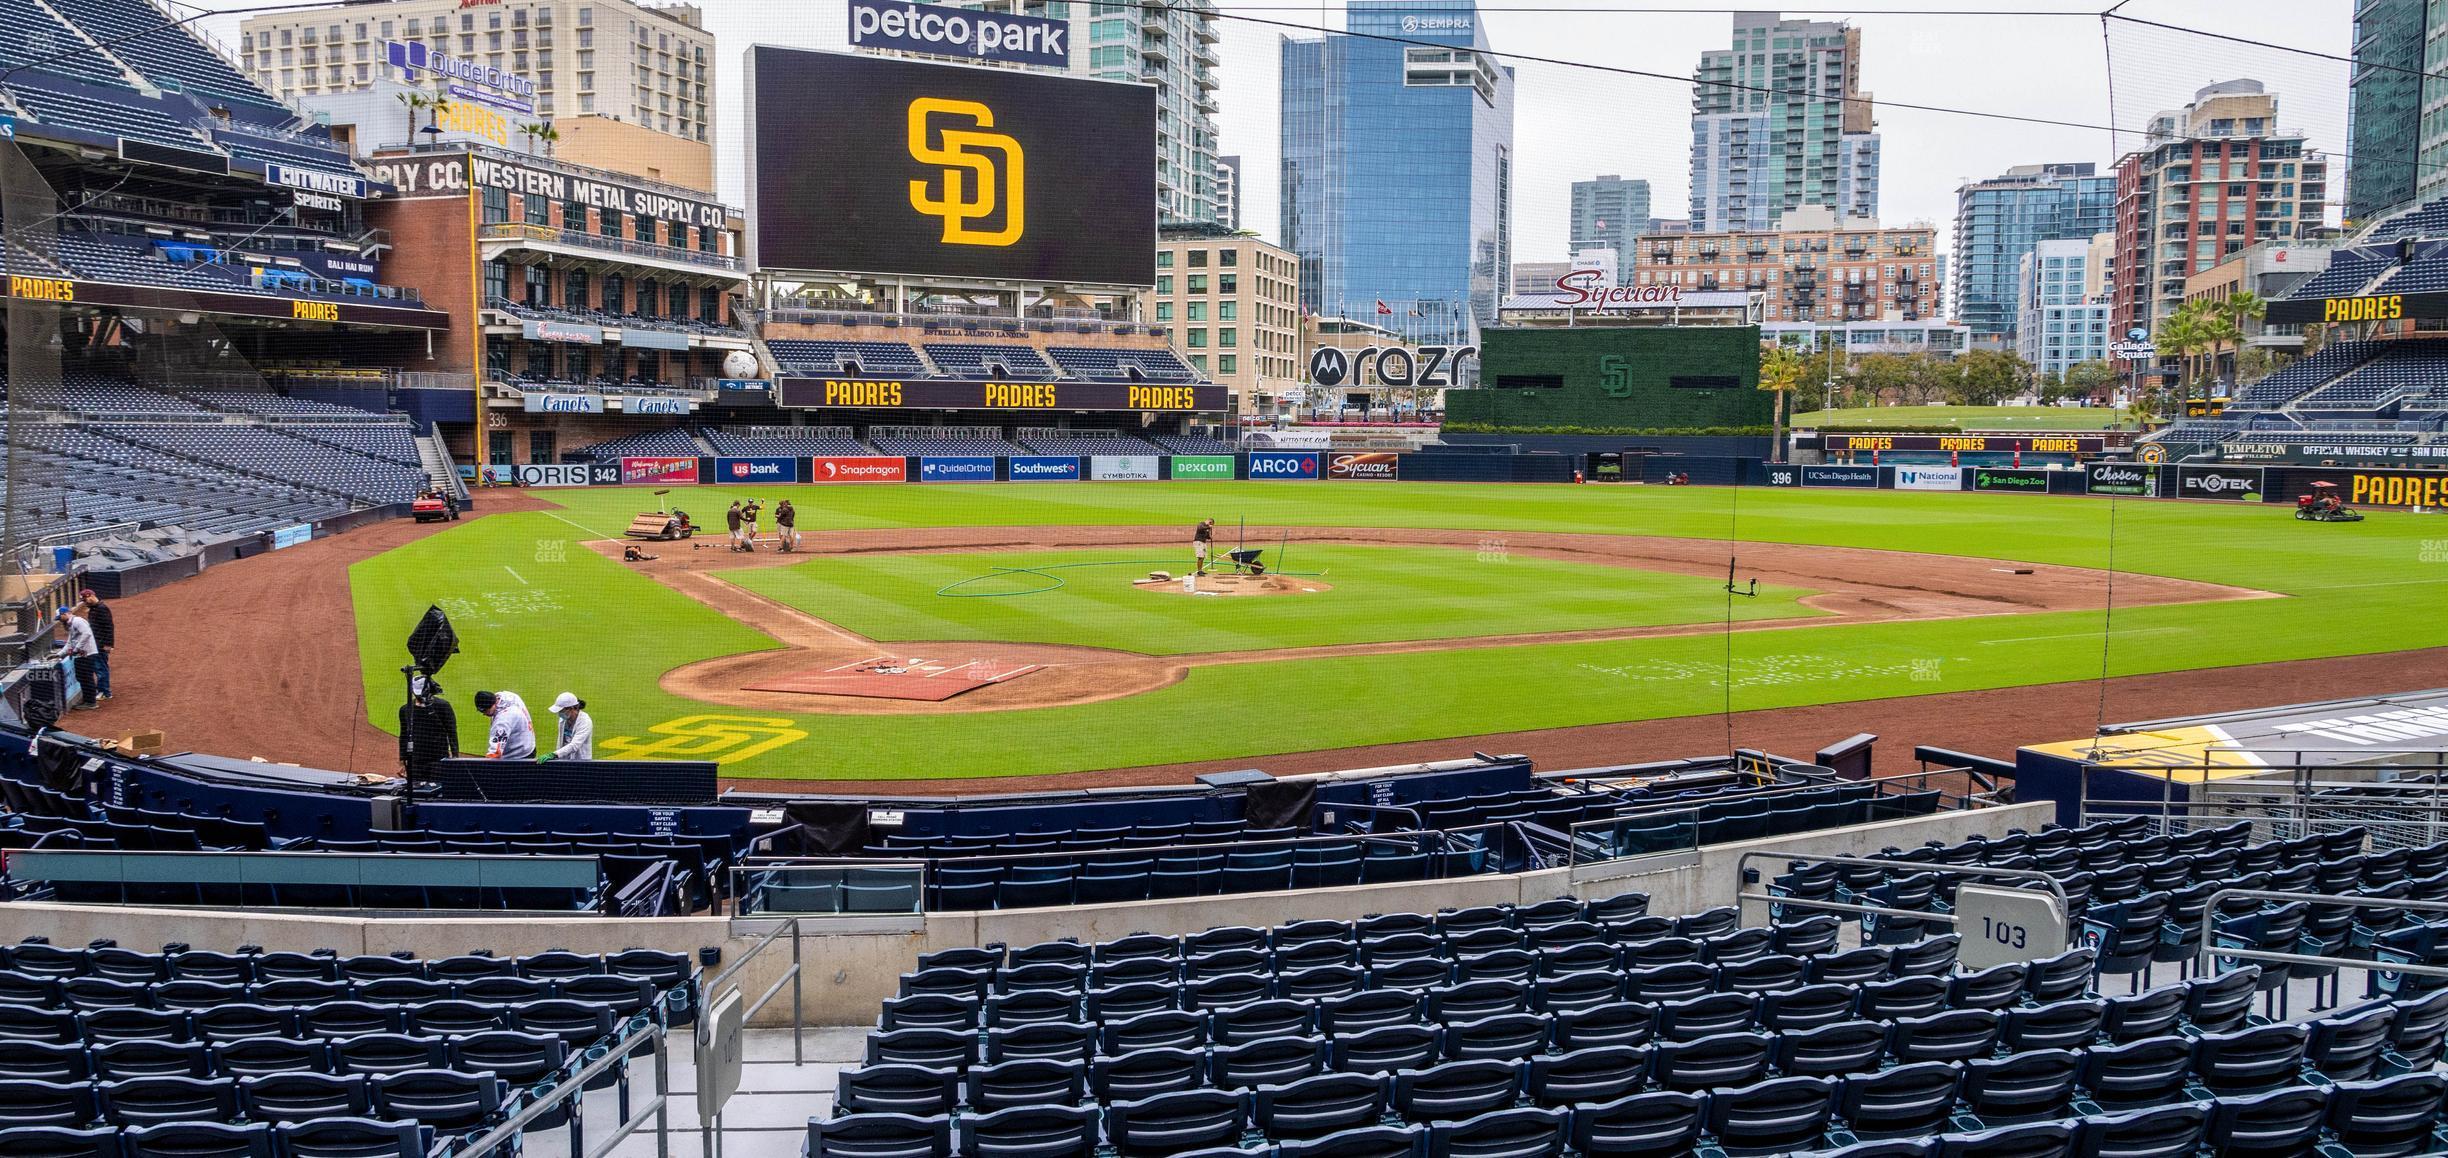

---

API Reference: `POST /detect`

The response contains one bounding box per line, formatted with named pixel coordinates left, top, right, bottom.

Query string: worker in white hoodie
left=543, top=692, right=593, bottom=762
left=472, top=690, right=535, bottom=760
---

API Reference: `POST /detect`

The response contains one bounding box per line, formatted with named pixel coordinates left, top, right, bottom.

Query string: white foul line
left=504, top=566, right=527, bottom=586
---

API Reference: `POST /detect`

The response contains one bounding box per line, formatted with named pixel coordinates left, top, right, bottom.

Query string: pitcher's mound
left=1133, top=573, right=1333, bottom=597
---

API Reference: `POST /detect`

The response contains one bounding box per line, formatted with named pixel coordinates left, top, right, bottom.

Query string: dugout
left=2015, top=688, right=2448, bottom=828
left=1444, top=326, right=1770, bottom=434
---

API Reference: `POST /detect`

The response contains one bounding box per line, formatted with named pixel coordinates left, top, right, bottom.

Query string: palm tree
left=395, top=91, right=453, bottom=144
left=2208, top=290, right=2267, bottom=389
left=517, top=121, right=561, bottom=158
left=2155, top=302, right=2217, bottom=401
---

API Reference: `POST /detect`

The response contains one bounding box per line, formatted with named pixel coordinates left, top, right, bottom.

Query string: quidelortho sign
left=848, top=0, right=1069, bottom=68
left=917, top=457, right=997, bottom=483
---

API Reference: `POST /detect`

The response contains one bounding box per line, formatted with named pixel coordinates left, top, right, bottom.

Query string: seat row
left=0, top=970, right=662, bottom=1015
left=890, top=927, right=1946, bottom=1015
left=0, top=942, right=692, bottom=986
left=0, top=1116, right=427, bottom=1158
left=910, top=898, right=1664, bottom=977
left=855, top=976, right=2320, bottom=1094
left=0, top=1029, right=570, bottom=1085
left=0, top=996, right=633, bottom=1049
left=0, top=1068, right=504, bottom=1135
left=805, top=1066, right=2448, bottom=1158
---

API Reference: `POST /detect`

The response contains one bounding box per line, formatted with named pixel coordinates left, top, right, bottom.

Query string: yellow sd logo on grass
left=599, top=714, right=807, bottom=765
left=908, top=97, right=1023, bottom=247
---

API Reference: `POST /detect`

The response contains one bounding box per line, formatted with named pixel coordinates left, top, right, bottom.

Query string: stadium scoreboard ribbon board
left=775, top=378, right=1224, bottom=413
left=2267, top=291, right=2448, bottom=325
left=745, top=46, right=1156, bottom=286
left=1818, top=434, right=2106, bottom=455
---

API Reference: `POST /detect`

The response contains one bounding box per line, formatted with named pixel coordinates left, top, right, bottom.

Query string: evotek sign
left=1307, top=344, right=1477, bottom=390
left=2178, top=465, right=2264, bottom=501
left=909, top=98, right=1022, bottom=247
left=851, top=0, right=1069, bottom=69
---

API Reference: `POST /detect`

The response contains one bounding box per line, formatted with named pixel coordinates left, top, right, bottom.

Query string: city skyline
left=188, top=0, right=2354, bottom=268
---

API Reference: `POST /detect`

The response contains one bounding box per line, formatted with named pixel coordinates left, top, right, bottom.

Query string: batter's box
left=747, top=656, right=1047, bottom=702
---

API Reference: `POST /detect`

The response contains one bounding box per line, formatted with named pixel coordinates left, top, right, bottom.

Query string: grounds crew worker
left=399, top=676, right=459, bottom=779
left=1193, top=518, right=1215, bottom=575
left=544, top=692, right=593, bottom=761
left=776, top=499, right=799, bottom=553
left=725, top=501, right=745, bottom=552
left=473, top=690, right=535, bottom=760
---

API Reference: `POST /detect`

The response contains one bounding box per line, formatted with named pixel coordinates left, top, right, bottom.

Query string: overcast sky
left=189, top=0, right=2358, bottom=260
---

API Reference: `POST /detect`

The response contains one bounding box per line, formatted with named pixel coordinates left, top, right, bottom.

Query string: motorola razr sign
left=1308, top=344, right=1477, bottom=390
left=849, top=0, right=1070, bottom=68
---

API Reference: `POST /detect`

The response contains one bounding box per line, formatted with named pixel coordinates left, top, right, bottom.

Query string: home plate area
left=745, top=655, right=1047, bottom=702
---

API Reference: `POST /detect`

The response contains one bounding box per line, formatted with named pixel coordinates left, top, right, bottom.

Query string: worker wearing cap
left=544, top=692, right=593, bottom=762
left=473, top=690, right=535, bottom=760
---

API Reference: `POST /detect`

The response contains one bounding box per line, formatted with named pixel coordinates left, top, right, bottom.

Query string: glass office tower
left=1280, top=0, right=1514, bottom=344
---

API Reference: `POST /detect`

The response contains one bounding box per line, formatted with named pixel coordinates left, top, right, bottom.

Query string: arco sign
left=1307, top=344, right=1477, bottom=389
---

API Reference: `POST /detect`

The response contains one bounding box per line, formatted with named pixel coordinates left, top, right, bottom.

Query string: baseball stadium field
left=286, top=481, right=2448, bottom=783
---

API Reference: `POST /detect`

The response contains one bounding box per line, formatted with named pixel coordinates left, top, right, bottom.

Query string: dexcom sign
left=1248, top=451, right=1321, bottom=480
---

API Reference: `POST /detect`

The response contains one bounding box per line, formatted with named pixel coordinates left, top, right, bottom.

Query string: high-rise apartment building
left=239, top=0, right=712, bottom=178
left=1951, top=162, right=2116, bottom=347
left=1569, top=175, right=1650, bottom=282
left=1632, top=205, right=1936, bottom=325
left=1281, top=0, right=1514, bottom=343
left=1688, top=12, right=1880, bottom=232
left=2346, top=0, right=2429, bottom=223
left=1216, top=155, right=1242, bottom=232
left=954, top=0, right=1224, bottom=228
left=2111, top=80, right=2328, bottom=338
left=2014, top=238, right=2110, bottom=380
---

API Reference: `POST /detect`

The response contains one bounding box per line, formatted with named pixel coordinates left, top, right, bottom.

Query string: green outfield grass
left=349, top=482, right=2447, bottom=779
left=1793, top=405, right=2135, bottom=430
left=720, top=545, right=1818, bottom=655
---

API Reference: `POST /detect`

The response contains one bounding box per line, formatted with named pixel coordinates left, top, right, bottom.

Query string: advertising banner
left=808, top=456, right=907, bottom=483
left=714, top=457, right=797, bottom=484
left=747, top=46, right=1156, bottom=286
left=515, top=463, right=593, bottom=488
left=2086, top=462, right=2151, bottom=496
left=2263, top=466, right=2448, bottom=510
left=1971, top=467, right=2054, bottom=494
left=1892, top=465, right=1964, bottom=491
left=1247, top=451, right=1322, bottom=480
left=522, top=392, right=605, bottom=414
left=917, top=456, right=997, bottom=483
left=717, top=378, right=772, bottom=392
left=1327, top=452, right=1401, bottom=481
left=1801, top=464, right=1879, bottom=488
left=1759, top=464, right=1801, bottom=487
left=586, top=462, right=623, bottom=486
left=270, top=524, right=313, bottom=550
left=2176, top=464, right=2265, bottom=502
left=1169, top=455, right=1235, bottom=480
left=618, top=328, right=692, bottom=352
left=623, top=396, right=691, bottom=416
left=848, top=0, right=1070, bottom=68
left=776, top=377, right=1223, bottom=413
left=1007, top=456, right=1081, bottom=481
left=521, top=319, right=603, bottom=346
left=621, top=456, right=700, bottom=485
left=1091, top=455, right=1161, bottom=481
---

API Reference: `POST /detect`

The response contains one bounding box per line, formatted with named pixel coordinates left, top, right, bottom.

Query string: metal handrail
left=2197, top=888, right=2448, bottom=982
left=1732, top=851, right=2073, bottom=937
left=479, top=221, right=740, bottom=272
left=694, top=916, right=807, bottom=1156
left=454, top=1010, right=671, bottom=1157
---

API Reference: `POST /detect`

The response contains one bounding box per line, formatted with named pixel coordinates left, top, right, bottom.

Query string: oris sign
left=1307, top=344, right=1477, bottom=390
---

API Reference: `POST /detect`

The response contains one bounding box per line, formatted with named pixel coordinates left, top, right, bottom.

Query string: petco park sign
left=849, top=0, right=1068, bottom=68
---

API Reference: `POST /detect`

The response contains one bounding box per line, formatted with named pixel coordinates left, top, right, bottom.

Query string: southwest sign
left=775, top=377, right=1225, bottom=412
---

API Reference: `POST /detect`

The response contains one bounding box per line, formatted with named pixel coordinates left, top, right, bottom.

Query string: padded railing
left=8, top=849, right=602, bottom=912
